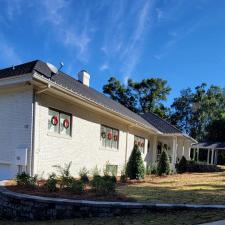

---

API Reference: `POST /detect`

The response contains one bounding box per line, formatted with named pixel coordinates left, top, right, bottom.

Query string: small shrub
left=157, top=151, right=170, bottom=176
left=91, top=176, right=115, bottom=195
left=120, top=174, right=127, bottom=183
left=44, top=173, right=57, bottom=192
left=53, top=162, right=74, bottom=189
left=145, top=164, right=151, bottom=175
left=103, top=174, right=117, bottom=183
left=91, top=165, right=101, bottom=177
left=126, top=145, right=145, bottom=180
left=79, top=167, right=89, bottom=184
left=69, top=180, right=84, bottom=194
left=186, top=161, right=224, bottom=172
left=16, top=172, right=37, bottom=187
left=176, top=156, right=188, bottom=173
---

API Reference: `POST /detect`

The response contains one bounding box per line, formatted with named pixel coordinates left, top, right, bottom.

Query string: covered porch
left=191, top=142, right=225, bottom=165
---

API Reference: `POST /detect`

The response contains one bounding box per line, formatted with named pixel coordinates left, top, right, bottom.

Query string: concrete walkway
left=199, top=220, right=225, bottom=225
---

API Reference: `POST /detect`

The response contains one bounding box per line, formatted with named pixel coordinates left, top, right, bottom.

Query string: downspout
left=30, top=84, right=51, bottom=176
left=30, top=90, right=36, bottom=176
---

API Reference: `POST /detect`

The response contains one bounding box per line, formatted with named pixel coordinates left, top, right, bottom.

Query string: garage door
left=0, top=164, right=13, bottom=180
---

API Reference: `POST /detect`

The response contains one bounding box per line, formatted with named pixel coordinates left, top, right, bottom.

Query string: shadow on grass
left=117, top=184, right=225, bottom=204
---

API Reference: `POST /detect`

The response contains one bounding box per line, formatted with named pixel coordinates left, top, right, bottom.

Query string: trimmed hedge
left=177, top=160, right=224, bottom=173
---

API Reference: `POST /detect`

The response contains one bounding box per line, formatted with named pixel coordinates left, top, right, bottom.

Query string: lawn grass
left=117, top=172, right=225, bottom=204
left=0, top=209, right=225, bottom=225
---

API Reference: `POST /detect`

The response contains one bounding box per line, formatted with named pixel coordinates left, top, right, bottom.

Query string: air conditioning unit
left=15, top=148, right=28, bottom=166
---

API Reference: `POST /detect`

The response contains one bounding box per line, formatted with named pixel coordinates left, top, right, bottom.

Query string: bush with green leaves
left=120, top=165, right=127, bottom=183
left=176, top=156, right=188, bottom=173
left=126, top=144, right=145, bottom=179
left=69, top=180, right=84, bottom=194
left=16, top=172, right=37, bottom=187
left=157, top=151, right=170, bottom=176
left=79, top=167, right=89, bottom=184
left=91, top=165, right=101, bottom=177
left=44, top=173, right=57, bottom=192
left=91, top=175, right=115, bottom=195
left=53, top=162, right=74, bottom=189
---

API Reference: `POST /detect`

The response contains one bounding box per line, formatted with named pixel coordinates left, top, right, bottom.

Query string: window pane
left=112, top=129, right=119, bottom=149
left=48, top=109, right=59, bottom=133
left=134, top=136, right=145, bottom=153
left=101, top=126, right=107, bottom=147
left=106, top=127, right=112, bottom=148
left=60, top=113, right=71, bottom=136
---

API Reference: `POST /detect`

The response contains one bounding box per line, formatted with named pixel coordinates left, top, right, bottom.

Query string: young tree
left=157, top=151, right=170, bottom=176
left=126, top=145, right=145, bottom=180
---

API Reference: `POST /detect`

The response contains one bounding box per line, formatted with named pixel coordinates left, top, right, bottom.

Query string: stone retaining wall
left=1, top=187, right=225, bottom=221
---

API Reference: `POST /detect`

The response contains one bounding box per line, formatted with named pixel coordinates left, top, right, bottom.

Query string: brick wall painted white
left=33, top=93, right=150, bottom=177
left=0, top=87, right=33, bottom=179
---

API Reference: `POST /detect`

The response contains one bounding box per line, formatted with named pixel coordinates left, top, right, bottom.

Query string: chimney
left=78, top=70, right=90, bottom=87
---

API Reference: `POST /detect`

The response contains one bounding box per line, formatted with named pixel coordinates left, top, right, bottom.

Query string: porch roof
left=192, top=142, right=225, bottom=149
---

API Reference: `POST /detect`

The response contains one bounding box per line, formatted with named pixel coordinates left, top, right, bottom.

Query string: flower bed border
left=1, top=186, right=225, bottom=221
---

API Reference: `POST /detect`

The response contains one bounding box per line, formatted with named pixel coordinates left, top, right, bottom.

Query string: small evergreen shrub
left=126, top=145, right=145, bottom=180
left=91, top=176, right=115, bottom=195
left=176, top=156, right=188, bottom=173
left=16, top=172, right=37, bottom=187
left=157, top=151, right=170, bottom=176
left=44, top=173, right=57, bottom=192
left=79, top=167, right=89, bottom=184
left=69, top=180, right=84, bottom=194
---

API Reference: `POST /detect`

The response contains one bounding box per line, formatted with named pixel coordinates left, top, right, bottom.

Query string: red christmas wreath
left=108, top=132, right=112, bottom=140
left=63, top=119, right=70, bottom=129
left=113, top=135, right=118, bottom=141
left=51, top=115, right=58, bottom=126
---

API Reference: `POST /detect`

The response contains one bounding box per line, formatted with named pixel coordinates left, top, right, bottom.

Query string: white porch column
left=197, top=148, right=199, bottom=162
left=211, top=149, right=215, bottom=165
left=207, top=148, right=210, bottom=164
left=172, top=136, right=178, bottom=164
left=152, top=135, right=157, bottom=163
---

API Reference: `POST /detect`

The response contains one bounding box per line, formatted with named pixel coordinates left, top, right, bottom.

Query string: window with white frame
left=101, top=125, right=119, bottom=149
left=134, top=136, right=145, bottom=153
left=48, top=108, right=72, bottom=136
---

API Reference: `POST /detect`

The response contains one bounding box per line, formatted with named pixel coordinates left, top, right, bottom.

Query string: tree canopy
left=170, top=84, right=225, bottom=140
left=103, top=77, right=225, bottom=142
left=103, top=77, right=171, bottom=118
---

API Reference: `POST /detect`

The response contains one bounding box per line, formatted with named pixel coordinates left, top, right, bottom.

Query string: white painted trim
left=32, top=73, right=161, bottom=135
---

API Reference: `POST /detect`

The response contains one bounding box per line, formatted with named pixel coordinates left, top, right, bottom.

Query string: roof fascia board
left=32, top=72, right=161, bottom=134
left=0, top=73, right=32, bottom=87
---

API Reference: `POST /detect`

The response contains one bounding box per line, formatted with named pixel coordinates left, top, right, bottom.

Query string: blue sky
left=0, top=0, right=225, bottom=105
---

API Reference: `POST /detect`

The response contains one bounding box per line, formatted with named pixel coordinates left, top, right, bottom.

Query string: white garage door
left=0, top=164, right=13, bottom=180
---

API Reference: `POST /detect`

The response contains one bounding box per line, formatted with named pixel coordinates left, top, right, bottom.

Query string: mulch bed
left=5, top=182, right=136, bottom=202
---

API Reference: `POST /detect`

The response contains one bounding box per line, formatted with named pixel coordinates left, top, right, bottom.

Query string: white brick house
left=0, top=60, right=196, bottom=180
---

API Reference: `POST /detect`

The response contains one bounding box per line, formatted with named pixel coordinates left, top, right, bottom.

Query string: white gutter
left=32, top=72, right=161, bottom=134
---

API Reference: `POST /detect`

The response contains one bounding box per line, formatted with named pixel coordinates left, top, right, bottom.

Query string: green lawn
left=1, top=209, right=225, bottom=225
left=117, top=172, right=225, bottom=204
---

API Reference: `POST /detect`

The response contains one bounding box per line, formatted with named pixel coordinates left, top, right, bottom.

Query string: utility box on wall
left=15, top=148, right=28, bottom=166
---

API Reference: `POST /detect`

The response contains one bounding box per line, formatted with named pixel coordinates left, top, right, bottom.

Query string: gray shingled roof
left=0, top=60, right=158, bottom=131
left=192, top=142, right=225, bottom=149
left=141, top=112, right=182, bottom=134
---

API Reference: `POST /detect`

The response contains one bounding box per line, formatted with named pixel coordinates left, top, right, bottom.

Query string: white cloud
left=0, top=35, right=21, bottom=66
left=99, top=63, right=109, bottom=71
left=38, top=0, right=93, bottom=63
left=100, top=0, right=154, bottom=79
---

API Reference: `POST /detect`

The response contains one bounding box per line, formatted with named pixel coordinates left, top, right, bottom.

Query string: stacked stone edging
left=1, top=186, right=225, bottom=221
